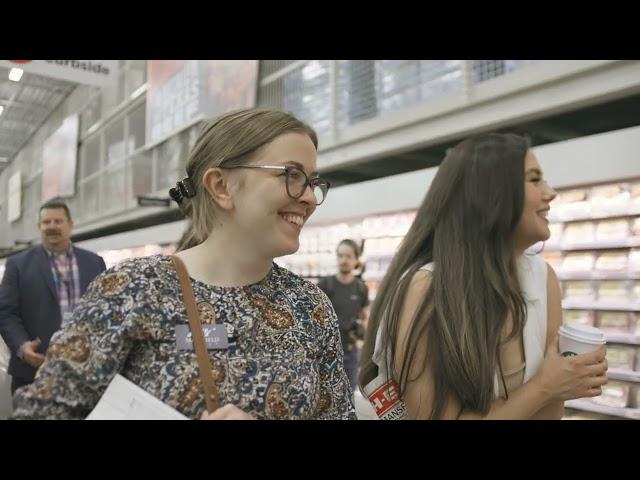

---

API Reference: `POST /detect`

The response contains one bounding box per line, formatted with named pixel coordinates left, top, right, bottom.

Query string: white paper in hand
left=86, top=374, right=188, bottom=420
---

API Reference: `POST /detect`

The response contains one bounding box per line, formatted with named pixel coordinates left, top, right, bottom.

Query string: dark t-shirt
left=318, top=275, right=369, bottom=351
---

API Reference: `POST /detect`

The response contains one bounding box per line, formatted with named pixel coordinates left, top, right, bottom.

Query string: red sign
left=367, top=379, right=402, bottom=417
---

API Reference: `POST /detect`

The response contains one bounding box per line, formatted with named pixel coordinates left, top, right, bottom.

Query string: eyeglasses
left=222, top=165, right=330, bottom=206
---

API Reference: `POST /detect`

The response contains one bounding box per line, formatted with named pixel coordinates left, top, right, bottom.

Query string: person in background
left=359, top=133, right=608, bottom=419
left=0, top=199, right=106, bottom=395
left=319, top=239, right=369, bottom=392
left=11, top=109, right=355, bottom=420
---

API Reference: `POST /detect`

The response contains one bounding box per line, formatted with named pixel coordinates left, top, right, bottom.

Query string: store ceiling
left=0, top=65, right=76, bottom=172
left=324, top=92, right=640, bottom=188
left=2, top=65, right=639, bottom=188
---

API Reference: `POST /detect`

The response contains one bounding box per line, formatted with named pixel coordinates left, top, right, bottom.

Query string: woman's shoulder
left=89, top=254, right=174, bottom=296
left=404, top=263, right=434, bottom=287
left=272, top=263, right=326, bottom=296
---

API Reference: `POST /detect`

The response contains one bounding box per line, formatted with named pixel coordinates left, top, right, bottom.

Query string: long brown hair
left=359, top=133, right=530, bottom=419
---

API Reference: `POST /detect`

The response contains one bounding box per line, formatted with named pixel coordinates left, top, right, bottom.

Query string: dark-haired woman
left=359, top=134, right=608, bottom=420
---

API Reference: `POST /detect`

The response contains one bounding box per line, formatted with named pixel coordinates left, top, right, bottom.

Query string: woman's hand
left=535, top=335, right=608, bottom=402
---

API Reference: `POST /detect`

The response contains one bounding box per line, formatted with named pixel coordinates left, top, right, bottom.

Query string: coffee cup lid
left=559, top=324, right=606, bottom=344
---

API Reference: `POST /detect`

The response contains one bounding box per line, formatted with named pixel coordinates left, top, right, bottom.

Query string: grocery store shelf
left=545, top=237, right=640, bottom=252
left=364, top=273, right=387, bottom=281
left=549, top=206, right=640, bottom=224
left=557, top=271, right=640, bottom=281
left=564, top=399, right=640, bottom=420
left=607, top=368, right=640, bottom=383
left=605, top=333, right=640, bottom=345
left=562, top=300, right=640, bottom=311
left=363, top=234, right=407, bottom=240
left=365, top=253, right=395, bottom=259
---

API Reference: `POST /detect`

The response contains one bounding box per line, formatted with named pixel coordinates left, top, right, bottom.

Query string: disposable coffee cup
left=558, top=324, right=606, bottom=357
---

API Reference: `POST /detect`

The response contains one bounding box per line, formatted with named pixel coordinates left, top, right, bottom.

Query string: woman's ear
left=202, top=167, right=234, bottom=211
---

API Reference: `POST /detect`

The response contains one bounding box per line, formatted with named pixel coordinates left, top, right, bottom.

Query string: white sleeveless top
left=366, top=254, right=548, bottom=415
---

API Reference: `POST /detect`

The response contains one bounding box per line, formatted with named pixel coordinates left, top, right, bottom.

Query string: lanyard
left=50, top=251, right=74, bottom=308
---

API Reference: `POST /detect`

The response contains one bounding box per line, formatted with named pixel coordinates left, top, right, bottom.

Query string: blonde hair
left=174, top=108, right=318, bottom=246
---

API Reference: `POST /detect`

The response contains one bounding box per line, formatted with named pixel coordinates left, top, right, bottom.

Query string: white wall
left=76, top=219, right=188, bottom=252
left=318, top=61, right=640, bottom=172
left=309, top=167, right=438, bottom=225
left=533, top=125, right=640, bottom=189
left=309, top=125, right=640, bottom=226
left=74, top=125, right=640, bottom=240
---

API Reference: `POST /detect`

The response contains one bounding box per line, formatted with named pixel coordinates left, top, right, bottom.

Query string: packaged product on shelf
left=634, top=313, right=640, bottom=336
left=561, top=252, right=596, bottom=273
left=629, top=182, right=640, bottom=211
left=386, top=214, right=399, bottom=236
left=595, top=219, right=630, bottom=241
left=631, top=217, right=640, bottom=237
left=590, top=184, right=630, bottom=217
left=630, top=281, right=640, bottom=301
left=380, top=257, right=391, bottom=278
left=596, top=281, right=630, bottom=303
left=366, top=238, right=380, bottom=255
left=591, top=381, right=631, bottom=408
left=547, top=223, right=563, bottom=246
left=361, top=217, right=374, bottom=238
left=309, top=236, right=319, bottom=253
left=384, top=238, right=396, bottom=256
left=563, top=310, right=595, bottom=327
left=553, top=189, right=590, bottom=220
left=603, top=344, right=636, bottom=370
left=541, top=251, right=563, bottom=272
left=597, top=311, right=631, bottom=335
left=401, top=212, right=416, bottom=234
left=367, top=259, right=382, bottom=278
left=562, top=281, right=596, bottom=302
left=373, top=216, right=386, bottom=236
left=630, top=249, right=640, bottom=272
left=594, top=251, right=628, bottom=272
left=562, top=221, right=595, bottom=245
left=631, top=385, right=640, bottom=409
left=365, top=280, right=379, bottom=302
left=99, top=248, right=134, bottom=269
left=310, top=254, right=321, bottom=277
left=391, top=236, right=403, bottom=253
left=299, top=236, right=309, bottom=253
left=636, top=347, right=640, bottom=371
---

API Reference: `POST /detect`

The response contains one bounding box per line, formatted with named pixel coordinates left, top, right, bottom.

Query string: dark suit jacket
left=0, top=244, right=106, bottom=381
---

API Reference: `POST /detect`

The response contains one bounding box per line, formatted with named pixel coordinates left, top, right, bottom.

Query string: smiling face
left=227, top=132, right=319, bottom=260
left=512, top=150, right=557, bottom=250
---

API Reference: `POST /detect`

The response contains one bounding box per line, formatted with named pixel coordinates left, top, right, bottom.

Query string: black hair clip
left=169, top=177, right=196, bottom=204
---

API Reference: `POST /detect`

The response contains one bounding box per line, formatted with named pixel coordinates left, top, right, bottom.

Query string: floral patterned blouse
left=12, top=255, right=355, bottom=420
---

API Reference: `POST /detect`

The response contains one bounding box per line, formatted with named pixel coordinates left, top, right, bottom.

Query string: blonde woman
left=13, top=109, right=355, bottom=420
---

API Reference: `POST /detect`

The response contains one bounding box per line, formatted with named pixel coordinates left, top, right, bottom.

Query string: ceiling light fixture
left=9, top=68, right=24, bottom=82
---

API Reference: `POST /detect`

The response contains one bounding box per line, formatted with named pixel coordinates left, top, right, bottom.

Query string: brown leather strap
left=171, top=255, right=219, bottom=413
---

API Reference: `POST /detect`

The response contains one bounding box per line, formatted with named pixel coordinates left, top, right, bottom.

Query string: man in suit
left=0, top=199, right=106, bottom=395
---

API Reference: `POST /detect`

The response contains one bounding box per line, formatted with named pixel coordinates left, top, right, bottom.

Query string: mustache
left=45, top=230, right=61, bottom=235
